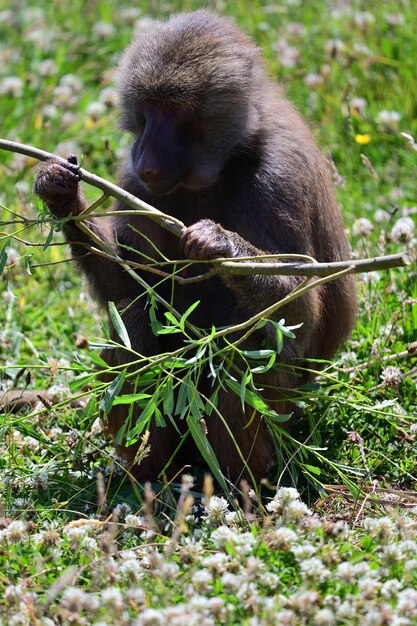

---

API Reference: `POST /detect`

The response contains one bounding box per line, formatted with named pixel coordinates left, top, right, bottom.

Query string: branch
left=0, top=139, right=411, bottom=279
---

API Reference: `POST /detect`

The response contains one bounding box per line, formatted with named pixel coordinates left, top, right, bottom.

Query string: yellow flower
left=354, top=134, right=371, bottom=145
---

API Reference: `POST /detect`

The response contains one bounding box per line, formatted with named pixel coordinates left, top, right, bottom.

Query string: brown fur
left=33, top=11, right=357, bottom=484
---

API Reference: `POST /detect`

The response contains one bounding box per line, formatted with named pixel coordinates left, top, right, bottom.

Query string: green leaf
left=99, top=371, right=126, bottom=414
left=187, top=414, right=228, bottom=492
left=112, top=392, right=152, bottom=406
left=179, top=300, right=200, bottom=331
left=43, top=228, right=54, bottom=251
left=0, top=241, right=9, bottom=275
left=162, top=377, right=174, bottom=416
left=108, top=301, right=131, bottom=349
left=69, top=373, right=98, bottom=392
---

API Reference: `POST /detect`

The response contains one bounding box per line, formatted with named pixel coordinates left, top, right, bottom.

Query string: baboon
left=33, top=10, right=357, bottom=483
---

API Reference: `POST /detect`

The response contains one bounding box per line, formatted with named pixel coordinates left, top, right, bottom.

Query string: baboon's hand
left=33, top=157, right=81, bottom=218
left=181, top=219, right=235, bottom=260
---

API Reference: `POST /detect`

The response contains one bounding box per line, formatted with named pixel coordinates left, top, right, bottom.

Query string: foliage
left=0, top=0, right=416, bottom=622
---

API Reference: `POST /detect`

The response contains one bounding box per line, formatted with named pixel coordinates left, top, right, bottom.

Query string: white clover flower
left=125, top=514, right=145, bottom=529
left=261, top=571, right=280, bottom=589
left=211, top=525, right=237, bottom=548
left=101, top=586, right=123, bottom=610
left=38, top=59, right=57, bottom=76
left=6, top=520, right=28, bottom=543
left=119, top=7, right=142, bottom=23
left=275, top=610, right=296, bottom=625
left=325, top=39, right=345, bottom=56
left=132, top=608, right=164, bottom=625
left=274, top=39, right=300, bottom=68
left=399, top=540, right=417, bottom=556
left=86, top=101, right=106, bottom=121
left=381, top=578, right=402, bottom=599
left=204, top=495, right=229, bottom=521
left=133, top=17, right=157, bottom=37
left=293, top=541, right=316, bottom=559
left=386, top=13, right=405, bottom=26
left=62, top=587, right=96, bottom=612
left=376, top=110, right=401, bottom=128
left=336, top=601, right=356, bottom=620
left=202, top=552, right=228, bottom=571
left=300, top=557, right=329, bottom=583
left=92, top=21, right=115, bottom=38
left=285, top=500, right=312, bottom=523
left=55, top=140, right=82, bottom=158
left=0, top=76, right=24, bottom=97
left=391, top=217, right=415, bottom=243
left=335, top=561, right=356, bottom=583
left=220, top=571, right=242, bottom=591
left=60, top=73, right=83, bottom=93
left=358, top=577, right=381, bottom=599
left=304, top=73, right=324, bottom=89
left=398, top=588, right=417, bottom=618
left=42, top=104, right=59, bottom=119
left=268, top=527, right=298, bottom=550
left=350, top=97, right=367, bottom=115
left=313, top=608, right=335, bottom=626
left=192, top=568, right=212, bottom=589
left=353, top=11, right=375, bottom=29
left=374, top=208, right=390, bottom=223
left=353, top=42, right=372, bottom=56
left=53, top=84, right=75, bottom=106
left=380, top=366, right=402, bottom=387
left=266, top=487, right=300, bottom=514
left=352, top=217, right=374, bottom=237
left=99, top=86, right=119, bottom=107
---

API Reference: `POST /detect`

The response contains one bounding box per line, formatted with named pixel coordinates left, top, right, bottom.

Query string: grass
left=0, top=0, right=416, bottom=623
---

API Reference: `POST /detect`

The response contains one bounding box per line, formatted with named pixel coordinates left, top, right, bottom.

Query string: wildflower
left=221, top=571, right=242, bottom=591
left=335, top=561, right=356, bottom=583
left=6, top=520, right=28, bottom=543
left=313, top=608, right=335, bottom=626
left=261, top=571, right=280, bottom=589
left=304, top=73, right=324, bottom=89
left=86, top=101, right=106, bottom=121
left=38, top=59, right=57, bottom=76
left=353, top=11, right=375, bottom=29
left=374, top=208, right=390, bottom=223
left=324, top=39, right=345, bottom=58
left=60, top=73, right=83, bottom=93
left=275, top=610, right=296, bottom=625
left=358, top=577, right=381, bottom=599
left=300, top=557, right=329, bottom=583
left=350, top=97, right=367, bottom=115
left=352, top=217, right=374, bottom=237
left=376, top=110, right=401, bottom=128
left=119, top=7, right=142, bottom=23
left=381, top=578, right=402, bottom=599
left=266, top=487, right=300, bottom=515
left=132, top=608, right=164, bottom=625
left=293, top=542, right=316, bottom=559
left=386, top=13, right=405, bottom=26
left=192, top=568, right=212, bottom=590
left=355, top=134, right=371, bottom=144
left=92, top=21, right=115, bottom=38
left=101, top=586, right=123, bottom=611
left=204, top=495, right=229, bottom=522
left=398, top=588, right=417, bottom=618
left=353, top=42, right=372, bottom=56
left=274, top=39, right=300, bottom=68
left=113, top=502, right=132, bottom=521
left=100, top=86, right=118, bottom=107
left=267, top=527, right=298, bottom=550
left=202, top=552, right=228, bottom=571
left=391, top=217, right=414, bottom=243
left=62, top=587, right=97, bottom=613
left=0, top=76, right=24, bottom=97
left=380, top=366, right=402, bottom=387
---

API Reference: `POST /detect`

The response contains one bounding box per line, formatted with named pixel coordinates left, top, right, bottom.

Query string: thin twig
left=0, top=138, right=411, bottom=279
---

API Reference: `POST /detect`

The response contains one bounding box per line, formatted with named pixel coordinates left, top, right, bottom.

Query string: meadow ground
left=0, top=1, right=416, bottom=624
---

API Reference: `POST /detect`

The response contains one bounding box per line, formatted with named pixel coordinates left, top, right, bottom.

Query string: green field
left=0, top=1, right=416, bottom=624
